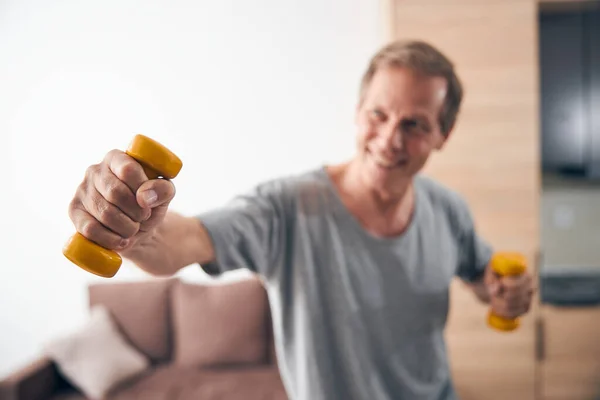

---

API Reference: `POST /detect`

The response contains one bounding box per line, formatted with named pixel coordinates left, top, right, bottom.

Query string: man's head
left=353, top=40, right=463, bottom=193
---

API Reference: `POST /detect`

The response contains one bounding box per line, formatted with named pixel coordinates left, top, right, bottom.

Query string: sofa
left=0, top=276, right=288, bottom=400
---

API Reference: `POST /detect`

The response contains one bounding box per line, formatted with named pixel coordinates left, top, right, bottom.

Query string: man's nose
left=379, top=123, right=403, bottom=150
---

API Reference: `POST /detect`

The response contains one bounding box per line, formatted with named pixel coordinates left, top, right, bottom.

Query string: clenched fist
left=68, top=149, right=176, bottom=254
left=485, top=265, right=535, bottom=320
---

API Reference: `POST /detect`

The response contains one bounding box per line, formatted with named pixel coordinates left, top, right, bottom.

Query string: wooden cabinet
left=382, top=0, right=540, bottom=399
left=540, top=306, right=600, bottom=400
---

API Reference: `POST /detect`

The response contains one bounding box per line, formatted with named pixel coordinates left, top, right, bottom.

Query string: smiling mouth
left=368, top=150, right=407, bottom=169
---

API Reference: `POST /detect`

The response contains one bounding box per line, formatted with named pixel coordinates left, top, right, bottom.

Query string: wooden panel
left=541, top=306, right=600, bottom=400
left=383, top=1, right=541, bottom=399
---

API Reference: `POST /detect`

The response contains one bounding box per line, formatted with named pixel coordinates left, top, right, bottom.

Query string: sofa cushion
left=171, top=278, right=269, bottom=368
left=44, top=306, right=150, bottom=400
left=110, top=365, right=287, bottom=400
left=88, top=277, right=175, bottom=363
left=49, top=391, right=87, bottom=400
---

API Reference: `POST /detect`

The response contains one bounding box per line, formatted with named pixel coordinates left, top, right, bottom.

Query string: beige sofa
left=0, top=276, right=287, bottom=400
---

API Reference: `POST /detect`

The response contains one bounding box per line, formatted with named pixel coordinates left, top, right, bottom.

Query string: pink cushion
left=88, top=278, right=175, bottom=363
left=110, top=365, right=287, bottom=400
left=171, top=278, right=269, bottom=368
left=44, top=306, right=150, bottom=400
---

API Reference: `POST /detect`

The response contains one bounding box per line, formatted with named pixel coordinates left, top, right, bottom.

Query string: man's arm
left=121, top=210, right=215, bottom=276
left=464, top=264, right=493, bottom=304
left=122, top=178, right=287, bottom=280
left=450, top=194, right=534, bottom=315
left=451, top=202, right=495, bottom=304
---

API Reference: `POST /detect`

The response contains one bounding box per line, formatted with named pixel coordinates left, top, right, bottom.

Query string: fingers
left=104, top=150, right=149, bottom=193
left=136, top=179, right=176, bottom=232
left=491, top=273, right=535, bottom=319
left=68, top=149, right=176, bottom=251
left=93, top=163, right=151, bottom=223
left=69, top=199, right=129, bottom=251
left=492, top=299, right=531, bottom=319
left=486, top=273, right=502, bottom=297
left=136, top=179, right=175, bottom=208
left=502, top=274, right=535, bottom=300
left=80, top=183, right=142, bottom=240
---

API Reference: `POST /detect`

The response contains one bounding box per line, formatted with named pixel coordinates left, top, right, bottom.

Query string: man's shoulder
left=251, top=166, right=330, bottom=201
left=415, top=174, right=466, bottom=205
left=414, top=174, right=473, bottom=222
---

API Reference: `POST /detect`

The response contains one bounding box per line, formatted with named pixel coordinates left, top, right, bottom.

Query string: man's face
left=355, top=66, right=450, bottom=192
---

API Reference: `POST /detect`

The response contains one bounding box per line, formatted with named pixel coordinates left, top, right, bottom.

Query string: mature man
left=69, top=40, right=534, bottom=399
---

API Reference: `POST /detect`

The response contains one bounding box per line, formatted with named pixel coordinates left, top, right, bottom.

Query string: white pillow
left=44, top=305, right=150, bottom=399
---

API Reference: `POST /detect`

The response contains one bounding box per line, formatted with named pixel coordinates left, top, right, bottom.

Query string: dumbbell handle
left=487, top=252, right=528, bottom=332
left=62, top=134, right=183, bottom=278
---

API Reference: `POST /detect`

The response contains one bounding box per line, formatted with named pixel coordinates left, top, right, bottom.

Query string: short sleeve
left=196, top=181, right=289, bottom=280
left=454, top=200, right=494, bottom=283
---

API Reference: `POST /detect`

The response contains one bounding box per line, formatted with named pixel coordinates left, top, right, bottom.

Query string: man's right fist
left=68, top=149, right=176, bottom=253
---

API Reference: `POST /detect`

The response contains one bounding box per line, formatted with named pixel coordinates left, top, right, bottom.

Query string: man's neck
left=327, top=161, right=416, bottom=238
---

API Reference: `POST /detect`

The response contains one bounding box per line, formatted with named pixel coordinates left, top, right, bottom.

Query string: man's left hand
left=484, top=267, right=535, bottom=319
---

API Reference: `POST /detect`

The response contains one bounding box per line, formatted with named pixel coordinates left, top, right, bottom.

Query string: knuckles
left=492, top=287, right=533, bottom=318
left=67, top=197, right=81, bottom=222
left=103, top=149, right=123, bottom=163
left=84, top=163, right=101, bottom=182
left=103, top=178, right=130, bottom=207
left=80, top=219, right=101, bottom=242
left=113, top=160, right=140, bottom=183
left=95, top=200, right=112, bottom=222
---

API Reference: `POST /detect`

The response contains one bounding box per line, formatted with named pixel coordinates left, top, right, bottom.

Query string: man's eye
left=402, top=120, right=419, bottom=130
left=401, top=119, right=429, bottom=135
left=370, top=109, right=385, bottom=120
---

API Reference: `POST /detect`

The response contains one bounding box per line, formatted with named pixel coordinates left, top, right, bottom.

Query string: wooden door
left=381, top=1, right=541, bottom=399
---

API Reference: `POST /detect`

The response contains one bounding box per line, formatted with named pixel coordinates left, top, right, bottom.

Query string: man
left=69, top=40, right=534, bottom=399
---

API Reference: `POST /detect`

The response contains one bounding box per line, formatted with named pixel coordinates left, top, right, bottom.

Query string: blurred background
left=0, top=0, right=599, bottom=399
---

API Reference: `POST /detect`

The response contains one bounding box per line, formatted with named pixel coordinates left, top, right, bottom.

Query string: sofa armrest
left=0, top=357, right=64, bottom=400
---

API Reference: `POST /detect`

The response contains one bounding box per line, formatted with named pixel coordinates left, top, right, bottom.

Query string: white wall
left=0, top=0, right=383, bottom=378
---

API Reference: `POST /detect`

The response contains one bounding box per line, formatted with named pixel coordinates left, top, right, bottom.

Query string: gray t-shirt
left=198, top=166, right=493, bottom=400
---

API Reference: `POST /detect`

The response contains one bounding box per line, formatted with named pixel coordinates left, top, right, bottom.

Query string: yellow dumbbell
left=486, top=252, right=528, bottom=332
left=62, top=134, right=183, bottom=278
